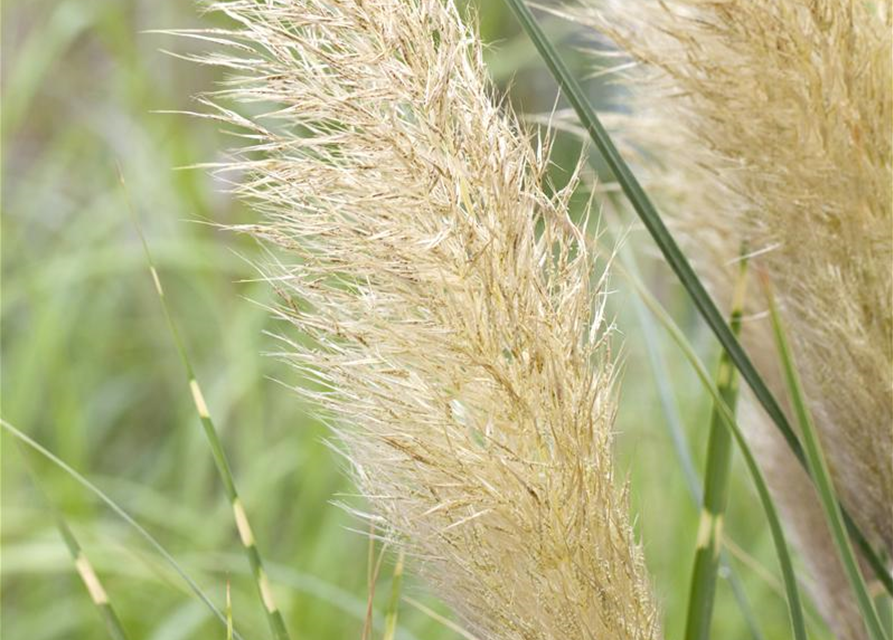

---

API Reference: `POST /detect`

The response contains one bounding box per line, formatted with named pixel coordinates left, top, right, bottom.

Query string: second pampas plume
left=565, top=1, right=892, bottom=637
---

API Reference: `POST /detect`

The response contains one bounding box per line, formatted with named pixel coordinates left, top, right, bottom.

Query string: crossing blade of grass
left=500, top=0, right=795, bottom=451
left=0, top=419, right=245, bottom=640
left=856, top=522, right=893, bottom=596
left=684, top=257, right=749, bottom=640
left=15, top=443, right=130, bottom=640
left=764, top=277, right=890, bottom=640
left=383, top=551, right=405, bottom=640
left=605, top=201, right=765, bottom=640
left=501, top=0, right=893, bottom=594
left=616, top=270, right=808, bottom=640
left=118, top=169, right=292, bottom=640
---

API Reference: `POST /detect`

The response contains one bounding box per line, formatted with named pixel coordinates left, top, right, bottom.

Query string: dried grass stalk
left=185, top=1, right=660, bottom=638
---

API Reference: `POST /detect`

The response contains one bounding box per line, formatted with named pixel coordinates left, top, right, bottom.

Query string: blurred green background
left=2, top=2, right=830, bottom=639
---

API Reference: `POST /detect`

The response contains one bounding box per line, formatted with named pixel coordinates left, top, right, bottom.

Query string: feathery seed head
left=185, top=1, right=660, bottom=638
left=567, top=1, right=892, bottom=637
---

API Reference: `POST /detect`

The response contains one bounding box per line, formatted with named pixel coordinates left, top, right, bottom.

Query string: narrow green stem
left=501, top=0, right=892, bottom=597
left=683, top=258, right=748, bottom=640
left=120, top=170, right=292, bottom=640
left=765, top=279, right=889, bottom=640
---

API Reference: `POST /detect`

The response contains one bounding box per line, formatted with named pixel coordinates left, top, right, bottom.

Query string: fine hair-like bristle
left=184, top=1, right=660, bottom=638
left=567, top=1, right=892, bottom=637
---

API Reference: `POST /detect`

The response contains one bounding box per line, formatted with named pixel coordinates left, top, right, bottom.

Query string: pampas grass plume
left=181, top=1, right=660, bottom=638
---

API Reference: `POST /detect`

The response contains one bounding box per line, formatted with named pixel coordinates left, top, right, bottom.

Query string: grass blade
left=0, top=419, right=245, bottom=640
left=383, top=551, right=405, bottom=640
left=618, top=269, right=808, bottom=640
left=501, top=0, right=892, bottom=596
left=764, top=278, right=889, bottom=640
left=15, top=444, right=130, bottom=640
left=119, top=170, right=292, bottom=640
left=683, top=257, right=749, bottom=640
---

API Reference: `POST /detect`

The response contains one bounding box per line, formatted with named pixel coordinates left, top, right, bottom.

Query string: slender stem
left=501, top=0, right=892, bottom=596
left=119, top=169, right=292, bottom=640
left=403, top=596, right=483, bottom=640
left=765, top=278, right=889, bottom=640
left=683, top=257, right=748, bottom=640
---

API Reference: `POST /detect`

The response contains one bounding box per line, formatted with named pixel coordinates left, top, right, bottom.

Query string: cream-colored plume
left=565, top=1, right=892, bottom=637
left=187, top=1, right=660, bottom=638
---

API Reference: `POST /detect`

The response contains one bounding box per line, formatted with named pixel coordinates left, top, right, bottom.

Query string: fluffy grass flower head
left=179, top=1, right=661, bottom=638
left=565, top=0, right=892, bottom=636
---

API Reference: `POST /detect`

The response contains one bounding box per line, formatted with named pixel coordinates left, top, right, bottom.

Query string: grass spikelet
left=565, top=0, right=892, bottom=634
left=179, top=1, right=661, bottom=637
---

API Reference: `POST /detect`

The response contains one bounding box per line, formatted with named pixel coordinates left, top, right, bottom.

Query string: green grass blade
left=619, top=270, right=808, bottom=640
left=683, top=257, right=748, bottom=640
left=724, top=571, right=768, bottom=640
left=501, top=0, right=892, bottom=596
left=383, top=551, right=405, bottom=640
left=15, top=444, right=130, bottom=640
left=119, top=170, right=292, bottom=640
left=764, top=279, right=889, bottom=640
left=617, top=242, right=701, bottom=501
left=0, top=419, right=245, bottom=640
